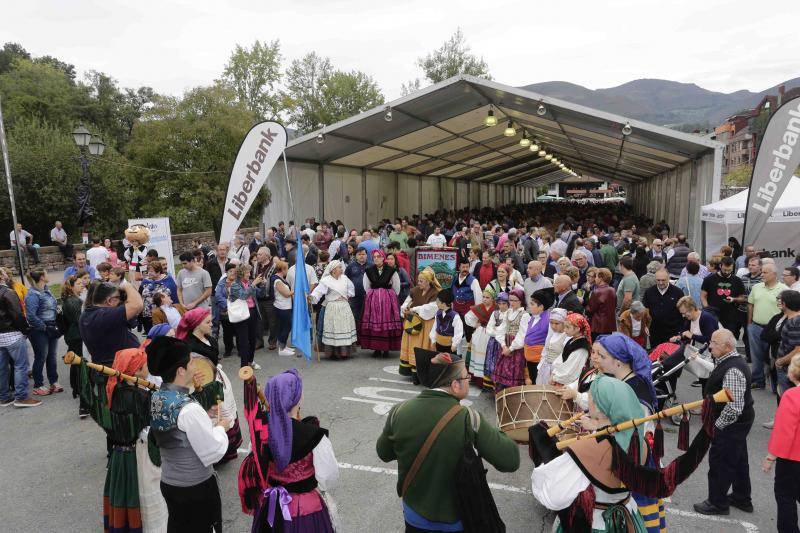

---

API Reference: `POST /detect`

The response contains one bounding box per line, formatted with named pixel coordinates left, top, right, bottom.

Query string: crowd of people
left=2, top=200, right=800, bottom=532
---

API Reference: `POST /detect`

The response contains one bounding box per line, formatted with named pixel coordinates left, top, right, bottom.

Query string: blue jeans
left=29, top=329, right=59, bottom=387
left=777, top=367, right=793, bottom=397
left=275, top=308, right=292, bottom=346
left=0, top=336, right=30, bottom=401
left=747, top=323, right=768, bottom=386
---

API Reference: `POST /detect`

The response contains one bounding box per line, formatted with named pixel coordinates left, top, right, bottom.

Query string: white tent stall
left=702, top=175, right=800, bottom=269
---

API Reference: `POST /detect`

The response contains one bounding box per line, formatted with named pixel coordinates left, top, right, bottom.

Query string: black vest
left=666, top=244, right=690, bottom=277
left=706, top=354, right=754, bottom=425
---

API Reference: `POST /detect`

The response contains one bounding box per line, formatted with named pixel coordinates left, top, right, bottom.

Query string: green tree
left=221, top=40, right=283, bottom=121
left=284, top=52, right=333, bottom=133
left=319, top=70, right=384, bottom=125
left=125, top=83, right=260, bottom=233
left=416, top=28, right=491, bottom=84
left=400, top=78, right=421, bottom=97
left=0, top=42, right=30, bottom=74
left=33, top=55, right=76, bottom=82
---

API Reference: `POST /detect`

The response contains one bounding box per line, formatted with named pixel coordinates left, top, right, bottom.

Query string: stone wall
left=0, top=226, right=258, bottom=275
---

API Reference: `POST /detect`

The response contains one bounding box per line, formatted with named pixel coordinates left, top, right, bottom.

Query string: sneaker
left=278, top=348, right=294, bottom=357
left=50, top=383, right=64, bottom=393
left=32, top=386, right=51, bottom=396
left=79, top=408, right=90, bottom=419
left=762, top=419, right=775, bottom=429
left=14, top=398, right=42, bottom=408
left=251, top=362, right=262, bottom=370
left=1, top=398, right=14, bottom=407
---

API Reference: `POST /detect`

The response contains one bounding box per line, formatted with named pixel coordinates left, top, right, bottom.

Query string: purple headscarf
left=266, top=369, right=303, bottom=472
left=595, top=332, right=656, bottom=408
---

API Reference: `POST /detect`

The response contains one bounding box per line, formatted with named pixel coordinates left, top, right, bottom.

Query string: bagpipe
left=530, top=388, right=732, bottom=500
left=63, top=352, right=157, bottom=390
left=237, top=365, right=271, bottom=515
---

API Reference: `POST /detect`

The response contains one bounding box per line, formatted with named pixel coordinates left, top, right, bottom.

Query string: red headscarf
left=565, top=312, right=592, bottom=340
left=176, top=307, right=210, bottom=340
left=106, top=346, right=147, bottom=408
left=372, top=249, right=387, bottom=261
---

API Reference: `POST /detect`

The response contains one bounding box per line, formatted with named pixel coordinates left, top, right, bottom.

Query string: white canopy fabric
left=702, top=175, right=800, bottom=269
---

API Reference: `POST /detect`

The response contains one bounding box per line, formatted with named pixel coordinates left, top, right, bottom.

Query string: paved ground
left=0, top=336, right=779, bottom=533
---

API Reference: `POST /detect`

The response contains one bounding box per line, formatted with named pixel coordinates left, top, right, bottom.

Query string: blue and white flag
left=291, top=246, right=313, bottom=362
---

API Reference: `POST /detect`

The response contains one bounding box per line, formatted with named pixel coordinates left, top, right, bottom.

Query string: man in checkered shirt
left=693, top=329, right=754, bottom=516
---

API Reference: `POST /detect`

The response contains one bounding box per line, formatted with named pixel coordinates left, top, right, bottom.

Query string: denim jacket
left=24, top=286, right=57, bottom=330
left=229, top=280, right=265, bottom=302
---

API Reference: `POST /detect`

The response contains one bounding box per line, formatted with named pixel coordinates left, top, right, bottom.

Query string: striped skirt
left=399, top=318, right=434, bottom=376
left=360, top=288, right=402, bottom=351
left=104, top=446, right=142, bottom=533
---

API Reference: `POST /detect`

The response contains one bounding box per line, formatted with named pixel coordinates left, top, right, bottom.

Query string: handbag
left=455, top=409, right=505, bottom=533
left=227, top=286, right=250, bottom=324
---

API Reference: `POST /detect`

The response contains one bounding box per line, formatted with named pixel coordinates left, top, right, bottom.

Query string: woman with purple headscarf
left=593, top=332, right=657, bottom=413
left=249, top=369, right=340, bottom=532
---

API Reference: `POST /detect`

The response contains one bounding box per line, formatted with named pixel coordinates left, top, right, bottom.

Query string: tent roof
left=701, top=175, right=800, bottom=224
left=284, top=75, right=722, bottom=188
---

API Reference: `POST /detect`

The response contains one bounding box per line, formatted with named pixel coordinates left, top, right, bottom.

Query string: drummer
left=531, top=375, right=651, bottom=532
left=549, top=313, right=591, bottom=387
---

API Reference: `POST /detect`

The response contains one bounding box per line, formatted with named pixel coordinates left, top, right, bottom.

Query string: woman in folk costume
left=240, top=369, right=340, bottom=532
left=531, top=376, right=650, bottom=532
left=399, top=267, right=441, bottom=380
left=487, top=264, right=521, bottom=296
left=483, top=291, right=510, bottom=391
left=175, top=308, right=242, bottom=464
left=588, top=333, right=664, bottom=533
left=492, top=288, right=531, bottom=390
left=360, top=249, right=403, bottom=357
left=428, top=289, right=464, bottom=354
left=550, top=312, right=591, bottom=387
left=523, top=289, right=554, bottom=385
left=309, top=259, right=358, bottom=359
left=463, top=287, right=496, bottom=387
left=74, top=339, right=168, bottom=533
left=536, top=308, right=568, bottom=386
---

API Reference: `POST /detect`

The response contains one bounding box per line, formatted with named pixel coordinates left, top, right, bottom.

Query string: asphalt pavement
left=0, top=337, right=780, bottom=533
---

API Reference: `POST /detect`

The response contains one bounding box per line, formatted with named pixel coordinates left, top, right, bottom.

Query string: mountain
left=521, top=77, right=800, bottom=129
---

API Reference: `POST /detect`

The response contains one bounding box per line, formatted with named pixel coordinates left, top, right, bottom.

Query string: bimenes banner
left=220, top=121, right=287, bottom=245
left=742, top=96, right=800, bottom=246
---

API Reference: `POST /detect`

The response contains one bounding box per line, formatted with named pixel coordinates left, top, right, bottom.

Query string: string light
left=519, top=131, right=531, bottom=147
left=545, top=154, right=553, bottom=160
left=484, top=106, right=497, bottom=127
left=503, top=119, right=515, bottom=137
left=530, top=141, right=539, bottom=152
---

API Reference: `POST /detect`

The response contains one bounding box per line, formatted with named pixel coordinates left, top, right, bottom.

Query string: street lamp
left=72, top=124, right=105, bottom=240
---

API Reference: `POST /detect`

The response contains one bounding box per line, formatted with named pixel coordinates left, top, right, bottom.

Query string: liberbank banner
left=220, top=121, right=287, bottom=244
left=742, top=96, right=800, bottom=245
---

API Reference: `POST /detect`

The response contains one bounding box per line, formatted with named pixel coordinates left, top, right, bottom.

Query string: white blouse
left=312, top=435, right=340, bottom=492
left=177, top=402, right=229, bottom=467
left=429, top=311, right=464, bottom=348
left=309, top=275, right=355, bottom=305
left=363, top=270, right=401, bottom=295
left=486, top=309, right=507, bottom=341
left=400, top=296, right=438, bottom=321
left=550, top=338, right=588, bottom=385
left=531, top=452, right=638, bottom=530
left=501, top=308, right=530, bottom=351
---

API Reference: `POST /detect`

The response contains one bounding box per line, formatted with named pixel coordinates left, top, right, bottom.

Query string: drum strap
left=401, top=404, right=463, bottom=497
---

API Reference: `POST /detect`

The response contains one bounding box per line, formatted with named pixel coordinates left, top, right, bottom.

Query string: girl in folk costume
left=536, top=308, right=568, bottom=386
left=399, top=267, right=441, bottom=380
left=240, top=369, right=340, bottom=532
left=360, top=249, right=402, bottom=357
left=463, top=287, right=497, bottom=387
left=74, top=340, right=168, bottom=533
left=492, top=288, right=531, bottom=390
left=175, top=308, right=242, bottom=464
left=531, top=376, right=651, bottom=532
left=523, top=289, right=554, bottom=385
left=550, top=313, right=591, bottom=387
left=308, top=260, right=358, bottom=359
left=428, top=289, right=464, bottom=354
left=483, top=292, right=510, bottom=391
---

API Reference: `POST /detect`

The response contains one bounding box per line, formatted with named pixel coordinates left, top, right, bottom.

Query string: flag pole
left=0, top=96, right=26, bottom=285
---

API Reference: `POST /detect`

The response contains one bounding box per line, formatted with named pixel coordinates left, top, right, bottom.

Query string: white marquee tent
left=702, top=175, right=800, bottom=269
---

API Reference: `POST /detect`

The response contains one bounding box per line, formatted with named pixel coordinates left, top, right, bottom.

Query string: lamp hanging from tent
left=503, top=119, right=515, bottom=137
left=519, top=131, right=531, bottom=147
left=484, top=106, right=497, bottom=127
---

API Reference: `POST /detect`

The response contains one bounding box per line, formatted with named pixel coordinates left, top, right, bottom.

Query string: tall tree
left=319, top=70, right=384, bottom=126
left=284, top=52, right=333, bottom=133
left=0, top=42, right=30, bottom=74
left=416, top=28, right=491, bottom=84
left=221, top=40, right=283, bottom=121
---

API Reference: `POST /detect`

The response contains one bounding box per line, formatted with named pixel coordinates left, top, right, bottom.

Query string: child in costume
left=463, top=287, right=496, bottom=387
left=523, top=289, right=554, bottom=384
left=492, top=288, right=531, bottom=390
left=428, top=289, right=463, bottom=354
left=483, top=291, right=509, bottom=391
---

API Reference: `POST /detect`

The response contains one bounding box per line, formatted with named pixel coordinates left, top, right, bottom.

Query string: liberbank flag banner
left=742, top=96, right=800, bottom=246
left=128, top=217, right=175, bottom=275
left=220, top=121, right=287, bottom=244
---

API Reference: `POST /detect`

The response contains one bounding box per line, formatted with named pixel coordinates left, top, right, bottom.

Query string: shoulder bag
left=227, top=286, right=250, bottom=324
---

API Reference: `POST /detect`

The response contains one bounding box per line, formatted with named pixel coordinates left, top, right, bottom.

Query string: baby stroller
left=650, top=342, right=693, bottom=425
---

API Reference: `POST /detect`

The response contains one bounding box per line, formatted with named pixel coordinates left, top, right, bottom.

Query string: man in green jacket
left=599, top=235, right=619, bottom=272
left=377, top=351, right=520, bottom=531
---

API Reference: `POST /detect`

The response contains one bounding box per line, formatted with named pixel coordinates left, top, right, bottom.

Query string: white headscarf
left=323, top=260, right=343, bottom=279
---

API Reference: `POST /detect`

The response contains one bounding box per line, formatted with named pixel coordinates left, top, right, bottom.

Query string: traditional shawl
left=106, top=347, right=147, bottom=408
left=365, top=264, right=396, bottom=288
left=468, top=302, right=495, bottom=327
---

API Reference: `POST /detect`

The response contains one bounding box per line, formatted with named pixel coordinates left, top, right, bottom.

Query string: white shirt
left=363, top=270, right=401, bottom=295
left=161, top=305, right=182, bottom=328
left=426, top=234, right=447, bottom=248
left=9, top=229, right=31, bottom=246
left=50, top=227, right=67, bottom=243
left=176, top=402, right=229, bottom=467
left=429, top=311, right=464, bottom=347
left=86, top=246, right=111, bottom=266
left=273, top=277, right=293, bottom=310
left=791, top=281, right=800, bottom=291
left=287, top=263, right=319, bottom=290
left=455, top=274, right=483, bottom=304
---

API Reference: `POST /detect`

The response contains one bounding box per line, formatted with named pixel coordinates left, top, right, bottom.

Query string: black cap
left=146, top=337, right=191, bottom=378
left=437, top=288, right=454, bottom=305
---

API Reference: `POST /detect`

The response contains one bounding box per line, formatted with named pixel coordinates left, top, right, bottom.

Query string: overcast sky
left=4, top=0, right=798, bottom=100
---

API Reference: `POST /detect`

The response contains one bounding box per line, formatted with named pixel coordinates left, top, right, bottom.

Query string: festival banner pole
left=0, top=96, right=26, bottom=285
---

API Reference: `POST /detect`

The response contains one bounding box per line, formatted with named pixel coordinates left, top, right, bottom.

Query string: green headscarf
left=589, top=375, right=646, bottom=453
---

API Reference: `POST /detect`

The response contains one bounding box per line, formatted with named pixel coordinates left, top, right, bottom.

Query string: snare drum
left=495, top=385, right=575, bottom=443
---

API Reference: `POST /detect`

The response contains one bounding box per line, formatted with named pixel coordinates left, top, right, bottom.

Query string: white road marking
left=369, top=377, right=415, bottom=385
left=343, top=384, right=472, bottom=415
left=338, top=461, right=760, bottom=532
left=382, top=365, right=400, bottom=375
